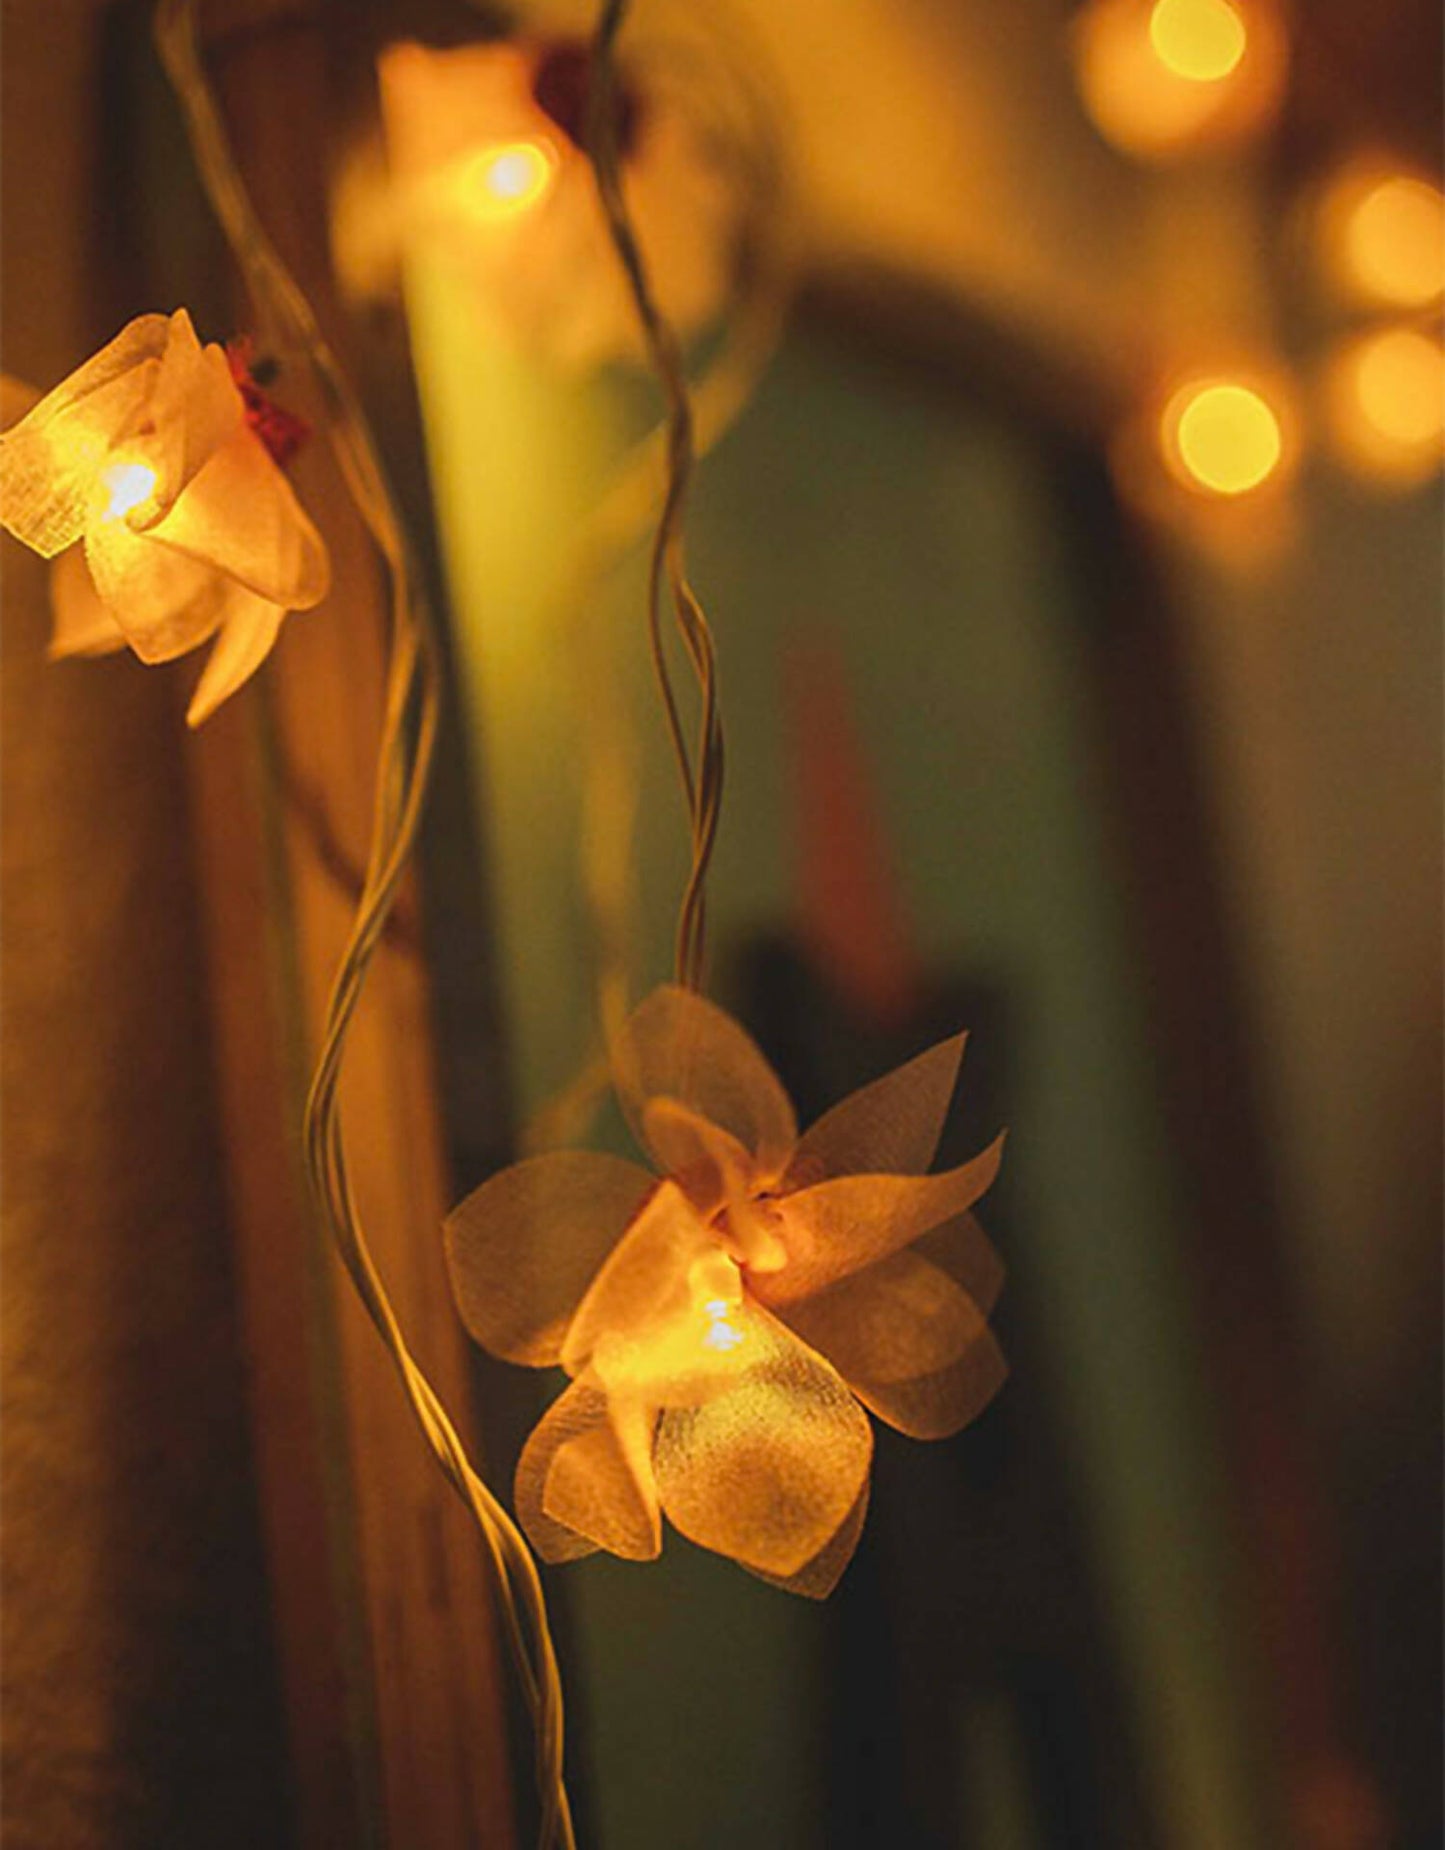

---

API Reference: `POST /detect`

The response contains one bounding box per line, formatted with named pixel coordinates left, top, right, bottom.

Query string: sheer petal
left=144, top=427, right=329, bottom=610
left=773, top=1244, right=1005, bottom=1439
left=138, top=310, right=243, bottom=513
left=83, top=520, right=227, bottom=662
left=640, top=1095, right=744, bottom=1216
left=0, top=316, right=169, bottom=557
left=652, top=1312, right=872, bottom=1579
left=186, top=591, right=286, bottom=726
left=611, top=985, right=797, bottom=1184
left=764, top=1134, right=1006, bottom=1303
left=791, top=1033, right=966, bottom=1182
left=915, top=1210, right=1006, bottom=1320
left=445, top=1150, right=655, bottom=1365
left=746, top=1482, right=870, bottom=1600
left=561, top=1178, right=715, bottom=1379
left=48, top=547, right=127, bottom=657
left=515, top=1374, right=661, bottom=1564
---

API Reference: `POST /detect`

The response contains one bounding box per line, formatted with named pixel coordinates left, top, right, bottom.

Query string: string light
left=1319, top=164, right=1445, bottom=310
left=1325, top=326, right=1445, bottom=487
left=99, top=458, right=158, bottom=521
left=455, top=138, right=558, bottom=220
left=1072, top=0, right=1286, bottom=159
left=1161, top=378, right=1286, bottom=496
left=1147, top=0, right=1247, bottom=82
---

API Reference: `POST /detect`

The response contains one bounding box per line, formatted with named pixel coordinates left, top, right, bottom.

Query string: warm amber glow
left=1148, top=0, right=1246, bottom=81
left=701, top=1301, right=745, bottom=1353
left=1163, top=380, right=1284, bottom=496
left=1073, top=0, right=1285, bottom=159
left=456, top=139, right=557, bottom=221
left=1342, top=174, right=1445, bottom=309
left=99, top=458, right=158, bottom=521
left=1326, top=327, right=1445, bottom=485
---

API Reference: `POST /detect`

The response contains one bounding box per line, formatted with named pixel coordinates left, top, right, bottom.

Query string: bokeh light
left=1331, top=170, right=1445, bottom=310
left=1073, top=0, right=1286, bottom=160
left=1325, top=326, right=1445, bottom=487
left=1161, top=379, right=1285, bottom=496
left=1148, top=0, right=1247, bottom=83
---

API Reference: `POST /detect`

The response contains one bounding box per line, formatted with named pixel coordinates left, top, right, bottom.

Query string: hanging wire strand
left=153, top=3, right=574, bottom=1844
left=522, top=19, right=795, bottom=1155
left=586, top=0, right=726, bottom=994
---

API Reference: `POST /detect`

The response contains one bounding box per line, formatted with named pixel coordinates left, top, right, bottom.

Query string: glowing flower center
left=460, top=139, right=557, bottom=219
left=688, top=1251, right=746, bottom=1354
left=700, top=1299, right=745, bottom=1353
left=100, top=458, right=158, bottom=521
left=1148, top=0, right=1246, bottom=83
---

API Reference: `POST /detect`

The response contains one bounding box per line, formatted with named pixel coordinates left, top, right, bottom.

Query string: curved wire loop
left=153, top=2, right=575, bottom=1843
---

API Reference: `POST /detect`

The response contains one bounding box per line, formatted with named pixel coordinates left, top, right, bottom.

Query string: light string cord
left=153, top=3, right=575, bottom=1844
left=586, top=0, right=725, bottom=995
left=523, top=14, right=795, bottom=1156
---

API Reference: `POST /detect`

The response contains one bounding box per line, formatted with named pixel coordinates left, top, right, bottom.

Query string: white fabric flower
left=0, top=309, right=329, bottom=725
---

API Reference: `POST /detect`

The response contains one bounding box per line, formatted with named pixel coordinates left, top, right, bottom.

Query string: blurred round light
left=1163, top=380, right=1284, bottom=495
left=1342, top=174, right=1445, bottom=309
left=1073, top=0, right=1286, bottom=160
left=458, top=138, right=557, bottom=220
left=1326, top=327, right=1445, bottom=485
left=1148, top=0, right=1247, bottom=82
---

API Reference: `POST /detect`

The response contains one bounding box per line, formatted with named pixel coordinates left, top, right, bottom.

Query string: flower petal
left=445, top=1150, right=655, bottom=1365
left=772, top=1243, right=1005, bottom=1440
left=0, top=316, right=170, bottom=557
left=611, top=985, right=797, bottom=1183
left=83, top=519, right=227, bottom=662
left=746, top=1482, right=870, bottom=1600
left=185, top=591, right=287, bottom=726
left=144, top=426, right=329, bottom=610
left=790, top=1033, right=966, bottom=1183
left=515, top=1373, right=661, bottom=1564
left=764, top=1134, right=1006, bottom=1304
left=48, top=546, right=127, bottom=657
left=560, top=1178, right=715, bottom=1379
left=652, top=1310, right=873, bottom=1579
left=137, top=310, right=243, bottom=513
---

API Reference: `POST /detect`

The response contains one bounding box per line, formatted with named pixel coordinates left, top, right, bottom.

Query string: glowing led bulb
left=1148, top=0, right=1247, bottom=82
left=459, top=138, right=557, bottom=220
left=100, top=458, right=158, bottom=521
left=701, top=1301, right=745, bottom=1353
left=1163, top=380, right=1284, bottom=496
left=689, top=1252, right=746, bottom=1354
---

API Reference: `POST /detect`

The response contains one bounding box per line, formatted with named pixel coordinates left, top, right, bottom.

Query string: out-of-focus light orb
left=1163, top=380, right=1284, bottom=495
left=457, top=138, right=557, bottom=220
left=1341, top=173, right=1445, bottom=308
left=1148, top=0, right=1246, bottom=82
left=1073, top=0, right=1285, bottom=160
left=99, top=458, right=158, bottom=521
left=1326, top=327, right=1445, bottom=486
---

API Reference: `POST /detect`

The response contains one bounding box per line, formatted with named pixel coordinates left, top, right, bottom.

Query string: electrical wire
left=153, top=2, right=575, bottom=1843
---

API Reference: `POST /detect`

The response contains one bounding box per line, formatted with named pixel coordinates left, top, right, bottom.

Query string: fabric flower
left=446, top=986, right=1006, bottom=1596
left=0, top=308, right=328, bottom=726
left=365, top=37, right=739, bottom=368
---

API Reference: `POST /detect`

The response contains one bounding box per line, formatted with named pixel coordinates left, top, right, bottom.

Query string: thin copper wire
left=586, top=0, right=727, bottom=995
left=153, top=3, right=574, bottom=1844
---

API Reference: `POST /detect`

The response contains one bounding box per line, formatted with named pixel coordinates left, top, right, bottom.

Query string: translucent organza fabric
left=0, top=309, right=328, bottom=725
left=371, top=39, right=737, bottom=369
left=446, top=986, right=1006, bottom=1596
